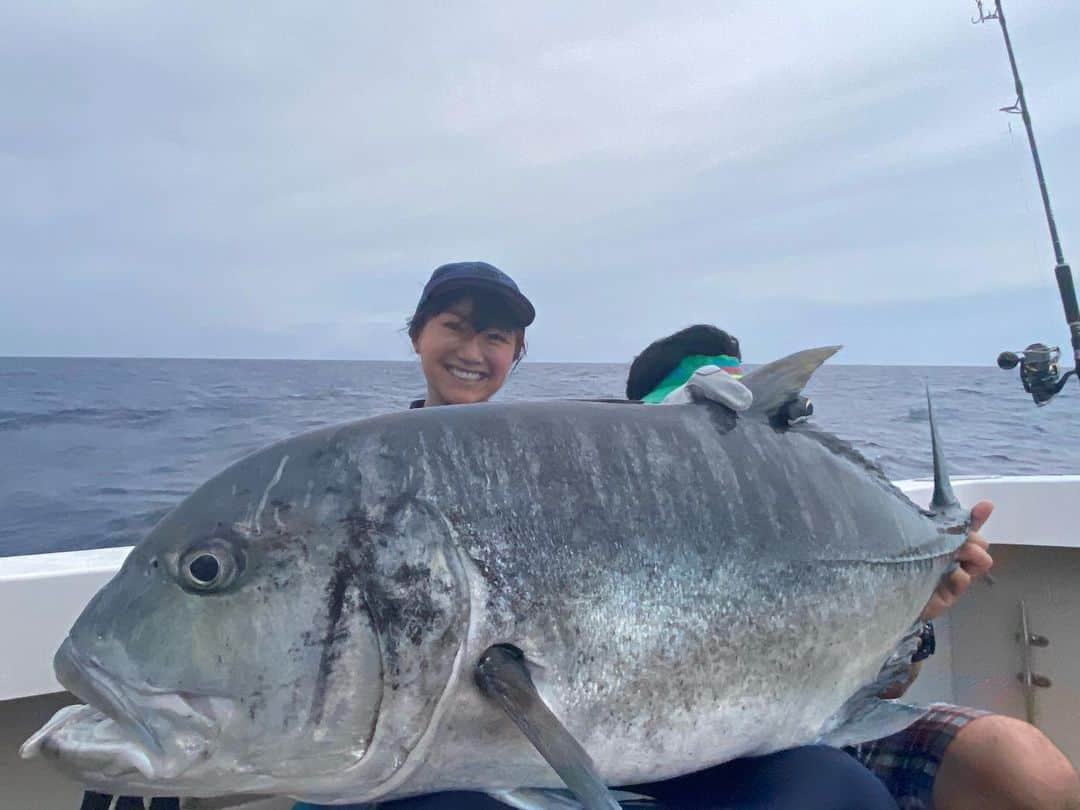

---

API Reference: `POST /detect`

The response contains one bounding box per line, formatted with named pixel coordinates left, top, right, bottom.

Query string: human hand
left=920, top=500, right=995, bottom=621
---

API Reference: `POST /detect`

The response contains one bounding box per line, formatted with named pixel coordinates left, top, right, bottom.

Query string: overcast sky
left=3, top=2, right=1078, bottom=364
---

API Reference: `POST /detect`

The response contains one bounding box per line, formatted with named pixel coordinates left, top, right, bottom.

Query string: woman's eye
left=486, top=331, right=510, bottom=344
left=442, top=319, right=464, bottom=332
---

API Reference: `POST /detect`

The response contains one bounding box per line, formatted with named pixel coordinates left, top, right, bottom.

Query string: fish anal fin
left=816, top=697, right=927, bottom=749
left=816, top=620, right=930, bottom=747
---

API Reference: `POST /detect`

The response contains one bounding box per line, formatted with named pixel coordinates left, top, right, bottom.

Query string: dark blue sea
left=1, top=358, right=1078, bottom=557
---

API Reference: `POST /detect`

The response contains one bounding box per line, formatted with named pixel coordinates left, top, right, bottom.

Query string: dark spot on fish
left=391, top=562, right=429, bottom=585
left=310, top=547, right=360, bottom=726
left=341, top=505, right=440, bottom=652
left=311, top=496, right=459, bottom=724
left=341, top=506, right=377, bottom=544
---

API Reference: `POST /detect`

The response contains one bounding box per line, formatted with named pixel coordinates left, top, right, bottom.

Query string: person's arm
left=880, top=501, right=995, bottom=698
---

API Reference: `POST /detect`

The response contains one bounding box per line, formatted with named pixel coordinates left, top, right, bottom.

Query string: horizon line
left=0, top=354, right=1001, bottom=368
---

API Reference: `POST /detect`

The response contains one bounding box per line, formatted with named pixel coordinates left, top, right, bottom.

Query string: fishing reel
left=997, top=343, right=1078, bottom=406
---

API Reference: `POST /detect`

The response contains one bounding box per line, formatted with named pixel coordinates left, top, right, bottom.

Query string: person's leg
left=628, top=745, right=897, bottom=810
left=847, top=703, right=986, bottom=808
left=303, top=793, right=506, bottom=809
left=850, top=703, right=1080, bottom=810
left=299, top=747, right=897, bottom=810
left=79, top=793, right=113, bottom=810
left=931, top=714, right=1080, bottom=810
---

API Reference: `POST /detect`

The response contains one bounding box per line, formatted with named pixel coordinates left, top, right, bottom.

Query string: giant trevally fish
left=22, top=348, right=968, bottom=808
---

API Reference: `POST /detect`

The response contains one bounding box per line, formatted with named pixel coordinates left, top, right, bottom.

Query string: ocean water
left=1, top=357, right=1078, bottom=558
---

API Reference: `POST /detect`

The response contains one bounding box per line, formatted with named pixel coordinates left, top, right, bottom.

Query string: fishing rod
left=973, top=0, right=1079, bottom=405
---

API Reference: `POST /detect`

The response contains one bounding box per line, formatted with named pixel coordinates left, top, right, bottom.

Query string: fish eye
left=189, top=554, right=220, bottom=584
left=178, top=542, right=242, bottom=593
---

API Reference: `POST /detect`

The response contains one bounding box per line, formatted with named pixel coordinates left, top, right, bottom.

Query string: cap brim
left=423, top=278, right=535, bottom=327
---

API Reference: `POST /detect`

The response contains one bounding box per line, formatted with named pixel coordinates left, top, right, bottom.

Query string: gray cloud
left=2, top=1, right=1077, bottom=364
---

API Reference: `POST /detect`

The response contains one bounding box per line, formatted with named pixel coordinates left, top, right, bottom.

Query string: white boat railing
left=0, top=546, right=131, bottom=702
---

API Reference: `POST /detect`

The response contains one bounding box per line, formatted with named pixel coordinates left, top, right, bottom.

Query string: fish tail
left=926, top=386, right=964, bottom=524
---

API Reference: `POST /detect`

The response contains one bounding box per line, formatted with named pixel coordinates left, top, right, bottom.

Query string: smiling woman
left=406, top=262, right=536, bottom=408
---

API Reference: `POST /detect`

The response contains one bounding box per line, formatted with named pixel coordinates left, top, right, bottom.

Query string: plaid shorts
left=845, top=703, right=990, bottom=809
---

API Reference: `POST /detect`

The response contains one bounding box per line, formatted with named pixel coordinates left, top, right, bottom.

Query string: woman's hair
left=408, top=287, right=528, bottom=360
left=626, top=324, right=741, bottom=400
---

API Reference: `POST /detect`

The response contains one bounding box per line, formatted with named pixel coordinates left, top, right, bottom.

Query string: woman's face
left=412, top=297, right=521, bottom=406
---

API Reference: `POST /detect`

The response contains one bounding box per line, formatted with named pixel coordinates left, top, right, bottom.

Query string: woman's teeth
left=448, top=366, right=484, bottom=382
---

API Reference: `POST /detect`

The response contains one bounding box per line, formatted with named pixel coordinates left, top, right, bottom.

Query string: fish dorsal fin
left=741, top=346, right=841, bottom=421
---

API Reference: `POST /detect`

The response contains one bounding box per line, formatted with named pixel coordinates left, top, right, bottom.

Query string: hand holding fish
left=920, top=500, right=995, bottom=621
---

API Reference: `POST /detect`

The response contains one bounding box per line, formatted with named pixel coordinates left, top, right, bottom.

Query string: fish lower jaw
left=21, top=704, right=159, bottom=780
left=21, top=693, right=234, bottom=785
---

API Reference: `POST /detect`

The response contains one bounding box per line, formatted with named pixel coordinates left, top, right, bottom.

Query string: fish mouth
left=53, top=638, right=165, bottom=761
left=21, top=638, right=233, bottom=784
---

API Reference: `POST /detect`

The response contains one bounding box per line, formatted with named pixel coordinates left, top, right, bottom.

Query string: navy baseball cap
left=416, top=261, right=535, bottom=327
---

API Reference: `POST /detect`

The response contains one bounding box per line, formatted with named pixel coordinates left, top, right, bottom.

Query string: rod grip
left=1055, top=264, right=1080, bottom=327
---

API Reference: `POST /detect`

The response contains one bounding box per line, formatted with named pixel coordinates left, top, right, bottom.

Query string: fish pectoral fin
left=816, top=697, right=928, bottom=749
left=475, top=645, right=621, bottom=810
left=181, top=797, right=277, bottom=809
left=490, top=788, right=659, bottom=810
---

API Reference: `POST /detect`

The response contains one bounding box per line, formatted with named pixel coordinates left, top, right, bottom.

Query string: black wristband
left=911, top=621, right=936, bottom=663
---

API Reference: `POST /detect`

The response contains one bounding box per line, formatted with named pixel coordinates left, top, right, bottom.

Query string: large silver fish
left=22, top=348, right=967, bottom=807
